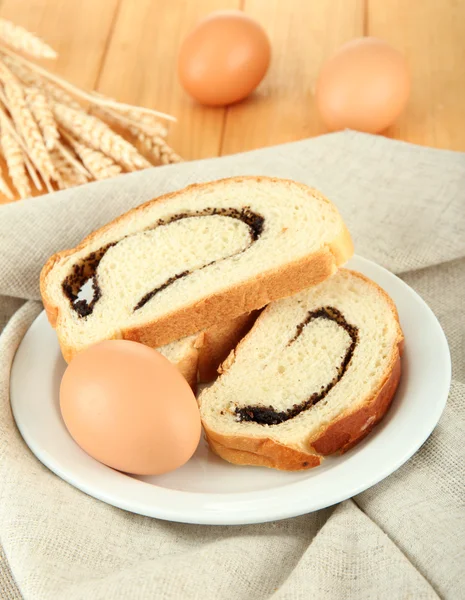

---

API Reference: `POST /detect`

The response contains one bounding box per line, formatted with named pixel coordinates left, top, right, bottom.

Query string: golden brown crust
left=40, top=253, right=61, bottom=328
left=121, top=238, right=351, bottom=348
left=39, top=176, right=353, bottom=354
left=204, top=425, right=322, bottom=471
left=310, top=347, right=402, bottom=455
left=171, top=337, right=202, bottom=391
left=201, top=268, right=404, bottom=471
left=197, top=311, right=259, bottom=382
left=160, top=309, right=259, bottom=389
left=204, top=347, right=402, bottom=470
left=58, top=311, right=251, bottom=392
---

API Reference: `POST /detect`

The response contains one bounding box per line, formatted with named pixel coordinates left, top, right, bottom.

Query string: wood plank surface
left=0, top=0, right=120, bottom=88
left=97, top=0, right=241, bottom=161
left=0, top=0, right=120, bottom=203
left=221, top=0, right=364, bottom=155
left=368, top=0, right=465, bottom=151
left=0, top=0, right=464, bottom=204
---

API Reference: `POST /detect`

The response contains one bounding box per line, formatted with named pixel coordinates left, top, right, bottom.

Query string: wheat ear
left=50, top=148, right=87, bottom=190
left=54, top=139, right=90, bottom=178
left=0, top=120, right=31, bottom=199
left=91, top=93, right=170, bottom=135
left=0, top=62, right=57, bottom=184
left=123, top=109, right=170, bottom=135
left=3, top=55, right=172, bottom=133
left=3, top=55, right=80, bottom=108
left=0, top=103, right=42, bottom=191
left=53, top=102, right=151, bottom=171
left=63, top=133, right=121, bottom=180
left=108, top=104, right=180, bottom=165
left=25, top=86, right=59, bottom=150
left=132, top=127, right=182, bottom=165
left=0, top=163, right=14, bottom=200
left=94, top=105, right=168, bottom=137
left=0, top=47, right=175, bottom=121
left=0, top=19, right=57, bottom=59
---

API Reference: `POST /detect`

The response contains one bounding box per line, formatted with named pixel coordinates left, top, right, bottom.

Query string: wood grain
left=368, top=0, right=465, bottom=151
left=97, top=0, right=241, bottom=161
left=221, top=0, right=364, bottom=155
left=0, top=0, right=120, bottom=88
left=0, top=0, right=120, bottom=204
left=0, top=0, right=463, bottom=205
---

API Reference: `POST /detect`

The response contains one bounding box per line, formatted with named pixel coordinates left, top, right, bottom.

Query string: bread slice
left=40, top=177, right=353, bottom=361
left=197, top=311, right=259, bottom=383
left=157, top=334, right=202, bottom=389
left=158, top=311, right=258, bottom=388
left=199, top=270, right=404, bottom=471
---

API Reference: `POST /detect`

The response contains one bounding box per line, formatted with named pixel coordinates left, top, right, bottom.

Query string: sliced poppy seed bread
left=40, top=176, right=353, bottom=361
left=199, top=269, right=404, bottom=471
left=159, top=311, right=258, bottom=388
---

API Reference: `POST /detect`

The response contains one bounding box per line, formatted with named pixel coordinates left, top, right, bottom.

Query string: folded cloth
left=0, top=131, right=464, bottom=600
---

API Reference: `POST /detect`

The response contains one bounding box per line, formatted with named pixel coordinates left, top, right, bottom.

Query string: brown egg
left=178, top=10, right=271, bottom=106
left=316, top=37, right=410, bottom=134
left=60, top=340, right=201, bottom=475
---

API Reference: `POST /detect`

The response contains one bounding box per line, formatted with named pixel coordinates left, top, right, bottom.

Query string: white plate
left=10, top=256, right=451, bottom=525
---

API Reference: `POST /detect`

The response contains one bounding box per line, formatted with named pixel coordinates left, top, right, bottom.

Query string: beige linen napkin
left=0, top=131, right=464, bottom=600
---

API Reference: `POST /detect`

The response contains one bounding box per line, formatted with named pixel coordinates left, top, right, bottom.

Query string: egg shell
left=316, top=37, right=410, bottom=134
left=178, top=10, right=271, bottom=107
left=60, top=340, right=201, bottom=475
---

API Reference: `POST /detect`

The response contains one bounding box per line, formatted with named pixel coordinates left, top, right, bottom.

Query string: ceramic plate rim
left=10, top=255, right=451, bottom=525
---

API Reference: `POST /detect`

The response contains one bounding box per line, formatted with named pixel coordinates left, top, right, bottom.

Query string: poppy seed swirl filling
left=235, top=307, right=359, bottom=425
left=62, top=207, right=265, bottom=318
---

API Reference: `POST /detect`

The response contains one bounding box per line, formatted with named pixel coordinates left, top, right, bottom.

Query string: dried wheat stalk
left=0, top=121, right=31, bottom=199
left=0, top=61, right=58, bottom=183
left=91, top=92, right=170, bottom=135
left=0, top=149, right=14, bottom=199
left=132, top=127, right=182, bottom=165
left=55, top=139, right=90, bottom=178
left=3, top=55, right=80, bottom=108
left=0, top=47, right=175, bottom=121
left=100, top=107, right=180, bottom=165
left=118, top=108, right=169, bottom=135
left=0, top=19, right=56, bottom=59
left=94, top=104, right=169, bottom=138
left=53, top=102, right=151, bottom=171
left=50, top=148, right=87, bottom=190
left=25, top=86, right=59, bottom=150
left=0, top=21, right=180, bottom=201
left=66, top=135, right=121, bottom=180
left=0, top=87, right=53, bottom=194
left=0, top=103, right=43, bottom=191
left=0, top=170, right=14, bottom=199
left=9, top=57, right=168, bottom=140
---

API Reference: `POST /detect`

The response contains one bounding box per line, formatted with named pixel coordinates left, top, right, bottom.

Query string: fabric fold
left=274, top=501, right=440, bottom=600
left=1, top=131, right=464, bottom=301
left=1, top=132, right=463, bottom=600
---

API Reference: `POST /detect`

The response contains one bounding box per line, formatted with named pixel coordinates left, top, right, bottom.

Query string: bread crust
left=158, top=312, right=259, bottom=389
left=204, top=427, right=322, bottom=470
left=202, top=269, right=404, bottom=471
left=59, top=313, right=253, bottom=389
left=310, top=346, right=402, bottom=455
left=204, top=344, right=402, bottom=470
left=198, top=311, right=259, bottom=382
left=170, top=335, right=203, bottom=390
left=40, top=176, right=353, bottom=355
left=58, top=310, right=254, bottom=391
left=124, top=242, right=348, bottom=348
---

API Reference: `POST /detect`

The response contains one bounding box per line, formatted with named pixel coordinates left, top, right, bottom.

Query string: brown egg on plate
left=316, top=37, right=410, bottom=134
left=60, top=340, right=201, bottom=475
left=178, top=10, right=271, bottom=106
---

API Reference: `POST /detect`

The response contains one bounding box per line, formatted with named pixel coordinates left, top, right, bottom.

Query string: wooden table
left=0, top=0, right=463, bottom=168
